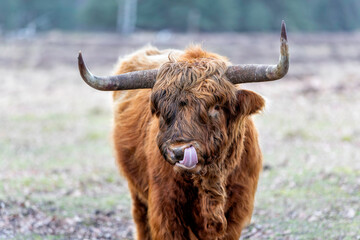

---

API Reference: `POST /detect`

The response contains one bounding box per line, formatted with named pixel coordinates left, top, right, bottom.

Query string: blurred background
left=0, top=0, right=359, bottom=239
left=1, top=0, right=360, bottom=34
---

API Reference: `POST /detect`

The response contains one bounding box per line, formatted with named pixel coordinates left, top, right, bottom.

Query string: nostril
left=172, top=147, right=184, bottom=160
left=167, top=148, right=175, bottom=159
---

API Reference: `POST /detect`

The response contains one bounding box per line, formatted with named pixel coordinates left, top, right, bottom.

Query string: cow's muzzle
left=165, top=142, right=200, bottom=170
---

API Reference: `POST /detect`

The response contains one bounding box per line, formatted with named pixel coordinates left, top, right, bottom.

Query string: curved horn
left=78, top=52, right=157, bottom=91
left=226, top=20, right=289, bottom=84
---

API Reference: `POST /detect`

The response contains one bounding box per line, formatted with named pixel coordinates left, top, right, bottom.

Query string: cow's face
left=150, top=48, right=264, bottom=173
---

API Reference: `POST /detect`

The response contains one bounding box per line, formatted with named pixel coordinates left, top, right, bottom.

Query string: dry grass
left=0, top=31, right=359, bottom=239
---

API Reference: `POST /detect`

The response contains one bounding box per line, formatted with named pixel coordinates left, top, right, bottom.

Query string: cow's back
left=112, top=46, right=182, bottom=199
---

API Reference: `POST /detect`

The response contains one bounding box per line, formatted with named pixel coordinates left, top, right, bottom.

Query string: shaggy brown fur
left=112, top=46, right=264, bottom=240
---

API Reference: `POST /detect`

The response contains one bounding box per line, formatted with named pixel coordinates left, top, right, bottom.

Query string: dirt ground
left=0, top=31, right=359, bottom=239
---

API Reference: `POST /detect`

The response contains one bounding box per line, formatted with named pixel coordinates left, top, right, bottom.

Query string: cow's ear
left=150, top=89, right=165, bottom=116
left=235, top=89, right=265, bottom=115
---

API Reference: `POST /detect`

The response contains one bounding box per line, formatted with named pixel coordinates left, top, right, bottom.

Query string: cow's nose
left=169, top=146, right=185, bottom=161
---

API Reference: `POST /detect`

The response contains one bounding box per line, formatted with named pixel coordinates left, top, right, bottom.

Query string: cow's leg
left=221, top=205, right=251, bottom=239
left=130, top=190, right=151, bottom=240
left=220, top=120, right=262, bottom=240
left=147, top=187, right=191, bottom=239
left=148, top=203, right=191, bottom=239
left=220, top=183, right=258, bottom=240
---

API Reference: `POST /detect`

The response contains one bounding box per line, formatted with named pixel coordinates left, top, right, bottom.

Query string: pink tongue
left=179, top=146, right=198, bottom=168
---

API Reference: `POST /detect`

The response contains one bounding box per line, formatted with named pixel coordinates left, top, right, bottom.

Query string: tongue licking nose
left=176, top=146, right=198, bottom=169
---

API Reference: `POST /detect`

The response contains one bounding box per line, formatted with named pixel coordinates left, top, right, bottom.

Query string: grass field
left=0, top=31, right=359, bottom=239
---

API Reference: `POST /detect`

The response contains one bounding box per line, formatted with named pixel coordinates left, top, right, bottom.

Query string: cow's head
left=78, top=21, right=289, bottom=173
left=150, top=47, right=266, bottom=173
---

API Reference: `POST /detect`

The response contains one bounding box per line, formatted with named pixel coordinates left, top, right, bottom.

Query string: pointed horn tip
left=281, top=20, right=287, bottom=41
left=77, top=51, right=87, bottom=79
left=78, top=52, right=87, bottom=73
left=78, top=51, right=83, bottom=62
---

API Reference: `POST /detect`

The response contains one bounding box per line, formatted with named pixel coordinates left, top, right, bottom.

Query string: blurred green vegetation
left=0, top=0, right=360, bottom=32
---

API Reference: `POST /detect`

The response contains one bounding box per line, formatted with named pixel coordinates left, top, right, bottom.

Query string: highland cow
left=78, top=21, right=289, bottom=240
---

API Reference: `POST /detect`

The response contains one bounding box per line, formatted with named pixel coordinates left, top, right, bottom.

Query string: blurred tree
left=136, top=0, right=239, bottom=31
left=1, top=0, right=360, bottom=33
left=279, top=0, right=316, bottom=31
left=0, top=0, right=76, bottom=31
left=78, top=0, right=118, bottom=30
left=117, top=0, right=138, bottom=34
left=194, top=0, right=239, bottom=31
left=240, top=0, right=273, bottom=31
left=0, top=0, right=21, bottom=30
left=315, top=0, right=360, bottom=31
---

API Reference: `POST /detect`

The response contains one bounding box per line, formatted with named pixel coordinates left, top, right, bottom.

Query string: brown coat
left=112, top=46, right=264, bottom=240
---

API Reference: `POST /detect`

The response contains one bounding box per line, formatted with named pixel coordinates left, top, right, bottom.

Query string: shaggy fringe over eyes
left=153, top=46, right=237, bottom=110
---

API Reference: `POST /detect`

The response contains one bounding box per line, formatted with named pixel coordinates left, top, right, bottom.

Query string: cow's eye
left=160, top=114, right=173, bottom=126
left=179, top=100, right=187, bottom=107
left=209, top=105, right=221, bottom=118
